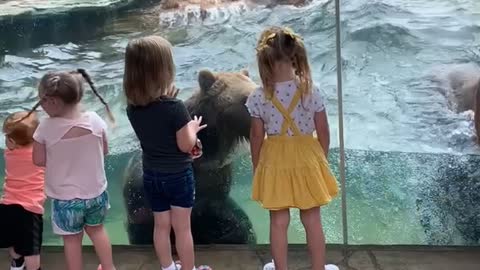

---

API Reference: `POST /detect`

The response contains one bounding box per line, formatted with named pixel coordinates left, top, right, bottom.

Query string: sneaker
left=176, top=261, right=212, bottom=270
left=10, top=264, right=24, bottom=270
left=262, top=261, right=338, bottom=270
left=325, top=264, right=339, bottom=270
left=263, top=260, right=275, bottom=270
left=10, top=259, right=25, bottom=270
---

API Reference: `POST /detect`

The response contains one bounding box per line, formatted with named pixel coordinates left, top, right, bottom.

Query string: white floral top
left=245, top=80, right=326, bottom=136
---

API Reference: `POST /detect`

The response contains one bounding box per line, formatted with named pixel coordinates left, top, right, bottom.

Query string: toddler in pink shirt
left=0, top=111, right=45, bottom=270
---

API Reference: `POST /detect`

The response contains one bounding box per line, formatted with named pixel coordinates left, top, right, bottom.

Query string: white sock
left=162, top=262, right=176, bottom=270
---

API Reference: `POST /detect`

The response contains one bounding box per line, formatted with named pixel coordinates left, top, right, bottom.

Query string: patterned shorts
left=51, top=191, right=109, bottom=235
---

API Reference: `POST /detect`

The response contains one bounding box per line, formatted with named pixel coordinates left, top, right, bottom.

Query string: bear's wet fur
left=160, top=0, right=311, bottom=10
left=123, top=69, right=258, bottom=245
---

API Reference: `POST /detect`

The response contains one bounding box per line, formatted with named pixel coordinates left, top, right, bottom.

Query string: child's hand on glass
left=191, top=115, right=207, bottom=133
left=166, top=84, right=180, bottom=98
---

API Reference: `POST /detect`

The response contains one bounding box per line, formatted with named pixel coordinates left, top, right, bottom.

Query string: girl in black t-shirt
left=123, top=35, right=210, bottom=270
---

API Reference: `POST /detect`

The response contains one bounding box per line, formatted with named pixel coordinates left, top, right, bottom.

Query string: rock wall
left=0, top=0, right=157, bottom=53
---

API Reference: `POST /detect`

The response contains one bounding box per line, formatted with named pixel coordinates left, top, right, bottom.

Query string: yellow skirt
left=252, top=135, right=339, bottom=210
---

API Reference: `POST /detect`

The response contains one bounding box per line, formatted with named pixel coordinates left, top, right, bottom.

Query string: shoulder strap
left=270, top=88, right=303, bottom=136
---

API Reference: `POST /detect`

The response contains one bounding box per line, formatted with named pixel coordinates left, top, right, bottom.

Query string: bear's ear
left=198, top=69, right=216, bottom=92
left=240, top=68, right=249, bottom=77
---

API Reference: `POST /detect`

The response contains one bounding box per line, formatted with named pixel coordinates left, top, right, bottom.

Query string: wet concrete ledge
left=2, top=244, right=479, bottom=270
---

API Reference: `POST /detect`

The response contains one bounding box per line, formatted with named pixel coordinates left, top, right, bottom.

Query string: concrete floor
left=1, top=245, right=479, bottom=270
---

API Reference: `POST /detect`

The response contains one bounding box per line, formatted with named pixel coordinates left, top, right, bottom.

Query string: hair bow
left=256, top=32, right=277, bottom=52
left=283, top=27, right=302, bottom=41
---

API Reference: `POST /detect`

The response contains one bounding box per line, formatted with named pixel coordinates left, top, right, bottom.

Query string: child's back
left=124, top=35, right=209, bottom=270
left=247, top=26, right=339, bottom=270
left=127, top=97, right=192, bottom=172
left=0, top=111, right=45, bottom=270
left=248, top=80, right=325, bottom=137
left=33, top=111, right=107, bottom=200
left=30, top=69, right=116, bottom=270
left=2, top=146, right=45, bottom=214
left=248, top=80, right=338, bottom=210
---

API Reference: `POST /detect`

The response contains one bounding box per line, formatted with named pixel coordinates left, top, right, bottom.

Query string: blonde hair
left=20, top=69, right=114, bottom=124
left=256, top=26, right=313, bottom=102
left=3, top=111, right=39, bottom=146
left=123, top=35, right=176, bottom=106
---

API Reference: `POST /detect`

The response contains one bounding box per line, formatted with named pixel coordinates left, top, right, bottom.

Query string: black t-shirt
left=127, top=98, right=192, bottom=172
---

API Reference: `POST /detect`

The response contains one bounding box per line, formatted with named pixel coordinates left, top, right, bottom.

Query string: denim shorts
left=143, top=166, right=195, bottom=212
left=51, top=191, right=109, bottom=235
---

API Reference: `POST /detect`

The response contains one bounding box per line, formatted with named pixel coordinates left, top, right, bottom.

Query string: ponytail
left=76, top=69, right=116, bottom=125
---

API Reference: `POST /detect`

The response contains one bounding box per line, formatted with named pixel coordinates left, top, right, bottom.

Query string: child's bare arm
left=32, top=140, right=46, bottom=167
left=176, top=121, right=198, bottom=153
left=250, top=117, right=265, bottom=171
left=314, top=110, right=330, bottom=157
left=102, top=131, right=109, bottom=156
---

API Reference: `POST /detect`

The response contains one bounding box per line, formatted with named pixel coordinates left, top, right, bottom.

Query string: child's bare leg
left=24, top=255, right=41, bottom=270
left=300, top=207, right=326, bottom=270
left=270, top=209, right=290, bottom=270
left=63, top=232, right=84, bottom=270
left=85, top=225, right=115, bottom=270
left=8, top=248, right=25, bottom=268
left=8, top=246, right=41, bottom=269
left=8, top=247, right=21, bottom=259
left=153, top=211, right=174, bottom=268
left=171, top=207, right=194, bottom=270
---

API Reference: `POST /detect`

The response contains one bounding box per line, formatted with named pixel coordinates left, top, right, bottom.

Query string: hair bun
left=283, top=32, right=296, bottom=47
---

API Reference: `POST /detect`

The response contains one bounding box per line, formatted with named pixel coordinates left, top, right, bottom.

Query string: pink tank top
left=1, top=147, right=45, bottom=214
left=33, top=111, right=108, bottom=200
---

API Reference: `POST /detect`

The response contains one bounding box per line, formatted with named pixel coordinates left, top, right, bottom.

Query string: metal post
left=334, top=0, right=348, bottom=247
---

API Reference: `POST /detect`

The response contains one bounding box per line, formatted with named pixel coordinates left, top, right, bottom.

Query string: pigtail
left=76, top=69, right=116, bottom=124
left=256, top=29, right=277, bottom=100
left=13, top=73, right=62, bottom=125
left=13, top=101, right=41, bottom=125
left=282, top=28, right=312, bottom=109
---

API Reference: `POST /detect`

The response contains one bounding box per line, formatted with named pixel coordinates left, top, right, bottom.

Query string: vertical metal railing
left=334, top=0, right=348, bottom=246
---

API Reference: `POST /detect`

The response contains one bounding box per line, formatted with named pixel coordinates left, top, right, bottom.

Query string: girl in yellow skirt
left=246, top=26, right=339, bottom=270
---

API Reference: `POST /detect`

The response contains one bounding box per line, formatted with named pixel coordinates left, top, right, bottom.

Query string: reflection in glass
left=341, top=0, right=480, bottom=245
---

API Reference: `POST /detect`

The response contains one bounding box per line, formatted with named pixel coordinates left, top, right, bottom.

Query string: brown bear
left=123, top=68, right=258, bottom=245
left=160, top=0, right=311, bottom=10
left=439, top=63, right=480, bottom=143
left=155, top=0, right=312, bottom=21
